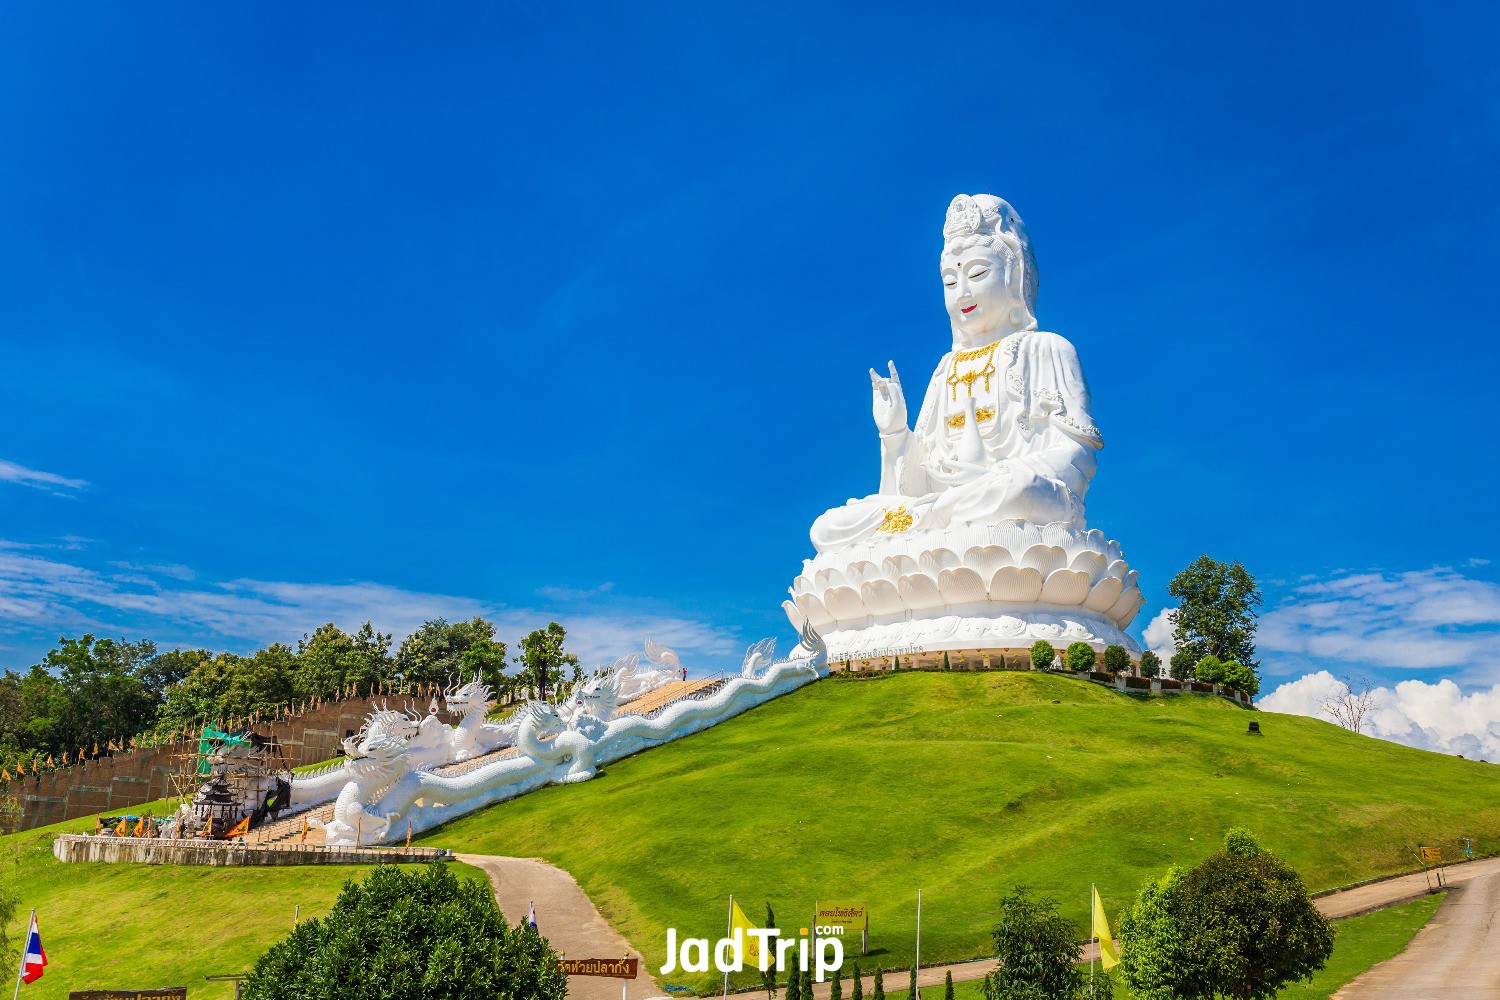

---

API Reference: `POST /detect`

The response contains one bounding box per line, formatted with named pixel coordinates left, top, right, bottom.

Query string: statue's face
left=941, top=247, right=1013, bottom=339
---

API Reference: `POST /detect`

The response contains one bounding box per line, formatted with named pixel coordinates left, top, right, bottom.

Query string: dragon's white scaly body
left=312, top=622, right=827, bottom=846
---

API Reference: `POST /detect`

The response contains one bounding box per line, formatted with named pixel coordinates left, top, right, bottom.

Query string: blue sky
left=2, top=4, right=1498, bottom=716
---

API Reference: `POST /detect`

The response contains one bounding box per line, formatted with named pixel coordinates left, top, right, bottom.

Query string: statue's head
left=940, top=194, right=1038, bottom=343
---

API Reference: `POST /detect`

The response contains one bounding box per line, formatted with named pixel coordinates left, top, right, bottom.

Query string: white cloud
left=1260, top=567, right=1500, bottom=681
left=1261, top=670, right=1500, bottom=761
left=1142, top=607, right=1177, bottom=660
left=0, top=459, right=87, bottom=494
left=0, top=544, right=742, bottom=670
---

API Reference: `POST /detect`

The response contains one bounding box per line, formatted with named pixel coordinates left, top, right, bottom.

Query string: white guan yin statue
left=786, top=194, right=1144, bottom=664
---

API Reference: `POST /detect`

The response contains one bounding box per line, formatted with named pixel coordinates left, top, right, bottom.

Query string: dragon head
left=522, top=700, right=566, bottom=740
left=444, top=677, right=494, bottom=718
left=577, top=670, right=622, bottom=718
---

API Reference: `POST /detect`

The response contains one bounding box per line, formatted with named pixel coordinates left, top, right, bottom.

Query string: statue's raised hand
left=870, top=361, right=908, bottom=436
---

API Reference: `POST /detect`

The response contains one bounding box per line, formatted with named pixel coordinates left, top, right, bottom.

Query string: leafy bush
left=1029, top=641, right=1055, bottom=670
left=1138, top=650, right=1162, bottom=678
left=1223, top=661, right=1260, bottom=696
left=1065, top=642, right=1095, bottom=673
left=982, top=886, right=1084, bottom=1000
left=242, top=862, right=567, bottom=1000
left=1194, top=655, right=1226, bottom=684
left=851, top=963, right=863, bottom=1000
left=1169, top=651, right=1197, bottom=680
left=1103, top=645, right=1130, bottom=675
left=1118, top=831, right=1333, bottom=1000
left=873, top=968, right=886, bottom=1000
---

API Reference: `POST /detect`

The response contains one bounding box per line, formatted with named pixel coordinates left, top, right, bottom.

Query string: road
left=1334, top=869, right=1500, bottom=999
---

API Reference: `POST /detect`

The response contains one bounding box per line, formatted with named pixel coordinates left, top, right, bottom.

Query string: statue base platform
left=783, top=520, right=1145, bottom=667
left=784, top=603, right=1141, bottom=668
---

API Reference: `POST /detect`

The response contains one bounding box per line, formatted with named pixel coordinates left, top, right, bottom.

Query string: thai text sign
left=70, top=991, right=188, bottom=1000
left=559, top=958, right=638, bottom=979
left=1420, top=847, right=1442, bottom=862
left=814, top=900, right=868, bottom=932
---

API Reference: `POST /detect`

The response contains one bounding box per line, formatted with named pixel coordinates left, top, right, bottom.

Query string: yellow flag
left=1092, top=886, right=1120, bottom=971
left=730, top=900, right=764, bottom=970
left=227, top=815, right=251, bottom=838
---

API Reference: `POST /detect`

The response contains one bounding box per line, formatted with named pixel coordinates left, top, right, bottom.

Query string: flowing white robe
left=810, top=330, right=1102, bottom=552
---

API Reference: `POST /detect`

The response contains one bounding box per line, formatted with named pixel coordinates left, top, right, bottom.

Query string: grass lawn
left=939, top=892, right=1445, bottom=1000
left=1, top=813, right=486, bottom=1000
left=414, top=671, right=1498, bottom=992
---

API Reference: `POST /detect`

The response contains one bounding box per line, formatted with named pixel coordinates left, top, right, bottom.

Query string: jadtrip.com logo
left=660, top=926, right=844, bottom=980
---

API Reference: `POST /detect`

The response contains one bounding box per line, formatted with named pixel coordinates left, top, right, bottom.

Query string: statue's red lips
left=961, top=305, right=977, bottom=314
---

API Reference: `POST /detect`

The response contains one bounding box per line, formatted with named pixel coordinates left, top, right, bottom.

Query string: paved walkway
left=457, top=854, right=663, bottom=1000
left=459, top=854, right=1500, bottom=1000
left=1333, top=870, right=1500, bottom=999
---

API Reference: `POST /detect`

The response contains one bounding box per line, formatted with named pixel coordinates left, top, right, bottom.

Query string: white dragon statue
left=307, top=707, right=414, bottom=845
left=319, top=619, right=829, bottom=846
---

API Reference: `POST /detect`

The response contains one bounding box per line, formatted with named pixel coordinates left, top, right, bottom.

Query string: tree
left=242, top=862, right=567, bottom=1000
left=982, top=886, right=1085, bottom=1000
left=517, top=622, right=577, bottom=702
left=831, top=965, right=844, bottom=1000
left=1138, top=650, right=1162, bottom=678
left=1222, top=661, right=1259, bottom=697
left=873, top=968, right=886, bottom=1000
left=763, top=904, right=779, bottom=1000
left=1320, top=676, right=1374, bottom=733
left=1118, top=830, right=1334, bottom=1000
left=1169, top=651, right=1197, bottom=681
left=1194, top=655, right=1226, bottom=685
left=786, top=958, right=802, bottom=1000
left=1167, top=556, right=1262, bottom=669
left=851, top=963, right=863, bottom=1000
left=1064, top=642, right=1095, bottom=673
left=1103, top=645, right=1130, bottom=675
left=803, top=963, right=814, bottom=1000
left=296, top=622, right=394, bottom=701
left=1029, top=641, right=1056, bottom=670
left=396, top=617, right=502, bottom=689
left=908, top=967, right=918, bottom=1000
left=944, top=971, right=954, bottom=1000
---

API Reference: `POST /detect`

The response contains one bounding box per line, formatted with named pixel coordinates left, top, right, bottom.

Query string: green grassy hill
left=417, top=671, right=1497, bottom=991
left=0, top=814, right=487, bottom=1000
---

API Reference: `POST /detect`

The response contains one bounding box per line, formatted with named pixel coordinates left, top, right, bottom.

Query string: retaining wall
left=52, top=833, right=452, bottom=866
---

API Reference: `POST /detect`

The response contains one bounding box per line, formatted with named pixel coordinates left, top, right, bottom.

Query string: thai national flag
left=528, top=900, right=538, bottom=932
left=21, top=912, right=45, bottom=984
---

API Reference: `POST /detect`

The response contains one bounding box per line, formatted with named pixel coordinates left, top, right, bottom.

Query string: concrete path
left=1333, top=871, right=1500, bottom=999
left=1316, top=856, right=1500, bottom=919
left=457, top=854, right=663, bottom=1000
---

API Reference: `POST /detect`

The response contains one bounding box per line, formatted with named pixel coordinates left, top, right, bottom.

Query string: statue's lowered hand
left=928, top=459, right=990, bottom=486
left=871, top=361, right=908, bottom=435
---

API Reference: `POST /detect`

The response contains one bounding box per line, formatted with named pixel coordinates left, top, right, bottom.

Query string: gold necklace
left=947, top=338, right=1001, bottom=400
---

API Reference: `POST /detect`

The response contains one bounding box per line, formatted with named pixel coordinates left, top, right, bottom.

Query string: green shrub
left=1119, top=834, right=1333, bottom=1000
left=873, top=968, right=886, bottom=1000
left=982, top=886, right=1084, bottom=1000
left=830, top=966, right=844, bottom=1000
left=1195, top=655, right=1226, bottom=685
left=1065, top=642, right=1095, bottom=673
left=852, top=963, right=863, bottom=1000
left=241, top=862, right=567, bottom=1000
left=1169, top=651, right=1197, bottom=680
left=1029, top=641, right=1055, bottom=670
left=1103, top=645, right=1130, bottom=675
left=944, top=971, right=954, bottom=1000
left=1138, top=650, right=1162, bottom=678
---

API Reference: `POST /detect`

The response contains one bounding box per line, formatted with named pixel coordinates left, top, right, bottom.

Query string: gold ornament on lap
left=878, top=505, right=914, bottom=534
